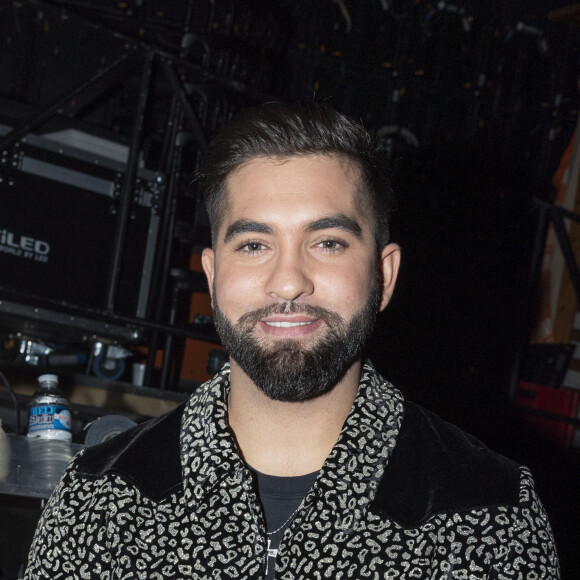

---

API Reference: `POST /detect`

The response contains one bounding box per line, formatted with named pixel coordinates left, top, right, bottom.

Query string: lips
left=235, top=303, right=344, bottom=336
left=259, top=316, right=322, bottom=337
left=264, top=320, right=314, bottom=328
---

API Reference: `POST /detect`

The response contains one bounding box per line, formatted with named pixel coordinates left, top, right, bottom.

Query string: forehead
left=220, top=155, right=365, bottom=233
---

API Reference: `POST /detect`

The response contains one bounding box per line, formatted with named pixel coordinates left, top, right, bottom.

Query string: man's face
left=202, top=155, right=400, bottom=401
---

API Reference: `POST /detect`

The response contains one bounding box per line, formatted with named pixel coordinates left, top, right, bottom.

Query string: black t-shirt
left=254, top=469, right=319, bottom=580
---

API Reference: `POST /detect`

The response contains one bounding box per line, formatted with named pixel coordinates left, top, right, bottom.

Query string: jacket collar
left=77, top=362, right=521, bottom=529
left=180, top=363, right=248, bottom=506
left=179, top=361, right=405, bottom=520
left=313, top=362, right=404, bottom=531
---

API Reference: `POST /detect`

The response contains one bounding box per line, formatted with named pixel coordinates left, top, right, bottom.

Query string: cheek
left=214, top=266, right=264, bottom=313
left=316, top=265, right=374, bottom=311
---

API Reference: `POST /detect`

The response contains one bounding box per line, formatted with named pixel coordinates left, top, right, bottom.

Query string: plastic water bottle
left=26, top=374, right=72, bottom=441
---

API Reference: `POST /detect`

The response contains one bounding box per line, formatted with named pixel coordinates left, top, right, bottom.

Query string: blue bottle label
left=28, top=405, right=72, bottom=433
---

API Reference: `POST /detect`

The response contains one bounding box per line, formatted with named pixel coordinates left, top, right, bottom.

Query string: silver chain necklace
left=266, top=503, right=303, bottom=536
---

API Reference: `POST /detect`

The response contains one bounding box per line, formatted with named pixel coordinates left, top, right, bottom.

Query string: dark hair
left=201, top=102, right=395, bottom=252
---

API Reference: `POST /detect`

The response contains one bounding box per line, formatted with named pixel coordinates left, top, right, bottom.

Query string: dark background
left=1, top=0, right=579, bottom=576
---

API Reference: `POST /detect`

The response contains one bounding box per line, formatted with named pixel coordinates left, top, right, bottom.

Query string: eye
left=316, top=239, right=347, bottom=252
left=238, top=241, right=266, bottom=254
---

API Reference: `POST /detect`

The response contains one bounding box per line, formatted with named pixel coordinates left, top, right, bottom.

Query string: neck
left=227, top=360, right=362, bottom=477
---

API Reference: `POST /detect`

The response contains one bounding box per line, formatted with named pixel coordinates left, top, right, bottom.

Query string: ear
left=201, top=247, right=216, bottom=305
left=378, top=243, right=401, bottom=312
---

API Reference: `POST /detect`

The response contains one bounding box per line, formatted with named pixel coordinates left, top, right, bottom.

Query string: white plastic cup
left=132, top=363, right=146, bottom=386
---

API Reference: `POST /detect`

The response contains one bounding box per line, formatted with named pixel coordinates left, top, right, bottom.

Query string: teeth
left=265, top=321, right=313, bottom=328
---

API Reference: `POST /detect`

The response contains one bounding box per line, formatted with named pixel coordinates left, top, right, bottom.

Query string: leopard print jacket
left=26, top=362, right=560, bottom=579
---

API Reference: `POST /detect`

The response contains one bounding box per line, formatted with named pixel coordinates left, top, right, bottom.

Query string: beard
left=212, top=280, right=381, bottom=402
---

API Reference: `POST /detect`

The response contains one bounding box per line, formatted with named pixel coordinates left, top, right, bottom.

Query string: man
left=26, top=103, right=559, bottom=579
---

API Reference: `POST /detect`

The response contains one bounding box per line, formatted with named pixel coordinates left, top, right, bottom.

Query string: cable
left=332, top=0, right=352, bottom=33
left=0, top=369, right=21, bottom=435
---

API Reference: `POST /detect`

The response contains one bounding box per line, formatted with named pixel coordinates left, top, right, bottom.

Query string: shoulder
left=26, top=404, right=188, bottom=576
left=371, top=400, right=523, bottom=527
left=72, top=402, right=186, bottom=502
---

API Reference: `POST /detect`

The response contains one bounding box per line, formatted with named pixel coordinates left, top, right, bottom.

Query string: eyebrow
left=304, top=214, right=363, bottom=238
left=223, top=219, right=275, bottom=244
left=223, top=214, right=364, bottom=244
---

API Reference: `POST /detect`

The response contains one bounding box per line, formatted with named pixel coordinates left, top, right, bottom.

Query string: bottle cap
left=38, top=374, right=58, bottom=384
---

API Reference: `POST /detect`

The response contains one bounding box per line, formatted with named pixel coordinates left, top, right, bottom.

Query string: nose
left=265, top=248, right=314, bottom=302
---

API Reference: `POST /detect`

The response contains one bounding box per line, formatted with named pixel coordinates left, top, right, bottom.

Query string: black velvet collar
left=76, top=403, right=186, bottom=502
left=369, top=401, right=521, bottom=528
left=76, top=395, right=521, bottom=527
